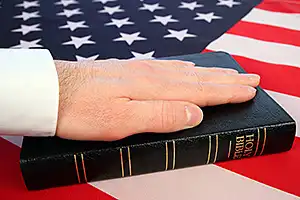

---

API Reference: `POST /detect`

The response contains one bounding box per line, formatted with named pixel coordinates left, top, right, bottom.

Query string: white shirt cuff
left=0, top=49, right=59, bottom=137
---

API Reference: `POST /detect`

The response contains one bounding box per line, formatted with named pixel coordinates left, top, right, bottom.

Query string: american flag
left=0, top=0, right=300, bottom=199
left=1, top=0, right=262, bottom=60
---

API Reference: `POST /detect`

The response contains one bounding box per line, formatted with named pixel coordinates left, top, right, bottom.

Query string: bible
left=20, top=52, right=296, bottom=190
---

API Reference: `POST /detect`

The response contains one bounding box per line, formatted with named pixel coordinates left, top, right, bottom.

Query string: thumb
left=124, top=100, right=204, bottom=135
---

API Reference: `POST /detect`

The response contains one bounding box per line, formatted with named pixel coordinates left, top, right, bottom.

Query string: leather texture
left=20, top=51, right=296, bottom=190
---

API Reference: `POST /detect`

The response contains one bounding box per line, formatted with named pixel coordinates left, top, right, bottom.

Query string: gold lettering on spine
left=236, top=136, right=245, bottom=143
left=253, top=128, right=260, bottom=156
left=81, top=153, right=88, bottom=183
left=127, top=147, right=132, bottom=176
left=172, top=141, right=176, bottom=170
left=120, top=148, right=124, bottom=177
left=259, top=128, right=267, bottom=156
left=244, top=133, right=255, bottom=157
left=233, top=135, right=244, bottom=159
left=73, top=154, right=81, bottom=183
left=206, top=136, right=211, bottom=164
left=233, top=131, right=259, bottom=159
left=165, top=142, right=168, bottom=170
left=228, top=141, right=232, bottom=158
left=213, top=135, right=219, bottom=163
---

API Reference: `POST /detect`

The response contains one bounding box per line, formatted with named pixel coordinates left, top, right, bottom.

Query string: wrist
left=55, top=60, right=73, bottom=136
left=54, top=60, right=89, bottom=137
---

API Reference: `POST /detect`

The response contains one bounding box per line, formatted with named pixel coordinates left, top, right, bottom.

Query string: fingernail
left=245, top=74, right=260, bottom=81
left=184, top=61, right=195, bottom=66
left=248, top=87, right=257, bottom=94
left=184, top=105, right=203, bottom=129
left=225, top=69, right=239, bottom=74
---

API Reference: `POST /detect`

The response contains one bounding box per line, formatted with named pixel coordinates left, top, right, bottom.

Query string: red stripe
left=217, top=137, right=300, bottom=197
left=257, top=0, right=300, bottom=13
left=227, top=21, right=300, bottom=47
left=0, top=138, right=115, bottom=200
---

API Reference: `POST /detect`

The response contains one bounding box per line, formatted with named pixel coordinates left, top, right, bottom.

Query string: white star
left=93, top=0, right=117, bottom=4
left=105, top=17, right=134, bottom=28
left=63, top=36, right=95, bottom=49
left=57, top=8, right=83, bottom=18
left=150, top=15, right=178, bottom=26
left=164, top=29, right=196, bottom=41
left=76, top=54, right=99, bottom=61
left=194, top=12, right=222, bottom=23
left=113, top=32, right=146, bottom=45
left=139, top=3, right=165, bottom=12
left=98, top=6, right=124, bottom=15
left=14, top=11, right=40, bottom=21
left=10, top=39, right=42, bottom=49
left=131, top=51, right=155, bottom=60
left=16, top=1, right=39, bottom=9
left=217, top=0, right=241, bottom=8
left=55, top=0, right=79, bottom=7
left=11, top=24, right=41, bottom=35
left=179, top=1, right=203, bottom=11
left=59, top=21, right=88, bottom=31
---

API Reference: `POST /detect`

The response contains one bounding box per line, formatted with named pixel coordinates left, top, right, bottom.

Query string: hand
left=55, top=59, right=260, bottom=141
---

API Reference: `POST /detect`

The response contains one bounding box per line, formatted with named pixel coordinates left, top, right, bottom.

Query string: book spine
left=20, top=122, right=296, bottom=190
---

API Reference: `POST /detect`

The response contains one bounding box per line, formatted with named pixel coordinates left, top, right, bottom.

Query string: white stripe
left=206, top=33, right=300, bottom=67
left=1, top=136, right=23, bottom=147
left=266, top=90, right=300, bottom=137
left=93, top=165, right=300, bottom=200
left=242, top=8, right=300, bottom=31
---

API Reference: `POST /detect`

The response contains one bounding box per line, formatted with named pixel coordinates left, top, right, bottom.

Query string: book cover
left=19, top=51, right=296, bottom=190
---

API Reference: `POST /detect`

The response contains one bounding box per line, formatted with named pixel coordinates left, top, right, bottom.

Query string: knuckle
left=189, top=71, right=205, bottom=93
left=130, top=60, right=155, bottom=71
left=166, top=60, right=182, bottom=67
left=186, top=71, right=204, bottom=86
left=172, top=60, right=189, bottom=67
left=157, top=101, right=178, bottom=129
left=226, top=90, right=236, bottom=103
left=195, top=79, right=204, bottom=93
left=127, top=60, right=163, bottom=76
left=140, top=61, right=157, bottom=73
left=193, top=71, right=204, bottom=83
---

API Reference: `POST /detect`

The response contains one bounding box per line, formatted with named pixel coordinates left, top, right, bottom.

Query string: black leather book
left=20, top=52, right=296, bottom=190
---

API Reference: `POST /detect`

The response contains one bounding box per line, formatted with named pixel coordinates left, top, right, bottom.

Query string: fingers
left=193, top=66, right=239, bottom=74
left=94, top=59, right=242, bottom=83
left=130, top=60, right=259, bottom=87
left=149, top=60, right=196, bottom=68
left=121, top=80, right=257, bottom=107
left=177, top=71, right=260, bottom=87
